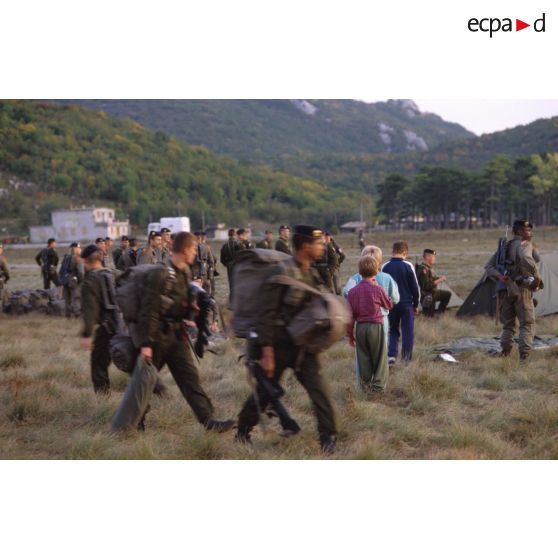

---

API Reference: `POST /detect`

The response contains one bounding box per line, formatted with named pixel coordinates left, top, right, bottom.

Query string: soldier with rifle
left=328, top=232, right=346, bottom=295
left=35, top=238, right=60, bottom=289
left=485, top=219, right=543, bottom=361
left=312, top=231, right=339, bottom=293
left=235, top=225, right=338, bottom=454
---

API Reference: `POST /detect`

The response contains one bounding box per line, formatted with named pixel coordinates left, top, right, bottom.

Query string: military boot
left=319, top=434, right=337, bottom=455
left=204, top=418, right=236, bottom=433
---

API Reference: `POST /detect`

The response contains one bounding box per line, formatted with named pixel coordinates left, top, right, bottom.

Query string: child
left=347, top=255, right=393, bottom=392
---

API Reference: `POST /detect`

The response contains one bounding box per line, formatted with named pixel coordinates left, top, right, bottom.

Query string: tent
left=446, top=284, right=464, bottom=308
left=456, top=252, right=558, bottom=318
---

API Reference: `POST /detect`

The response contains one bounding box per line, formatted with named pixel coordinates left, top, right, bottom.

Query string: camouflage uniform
left=237, top=257, right=337, bottom=440
left=485, top=235, right=541, bottom=359
left=416, top=262, right=451, bottom=317
left=257, top=239, right=273, bottom=249
left=220, top=238, right=241, bottom=303
left=205, top=243, right=217, bottom=296
left=137, top=245, right=158, bottom=265
left=330, top=238, right=345, bottom=295
left=119, top=248, right=138, bottom=269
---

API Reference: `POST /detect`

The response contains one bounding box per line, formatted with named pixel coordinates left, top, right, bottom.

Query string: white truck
left=147, top=217, right=191, bottom=235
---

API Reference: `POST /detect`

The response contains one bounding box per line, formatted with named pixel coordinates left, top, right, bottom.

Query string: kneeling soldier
left=416, top=249, right=451, bottom=317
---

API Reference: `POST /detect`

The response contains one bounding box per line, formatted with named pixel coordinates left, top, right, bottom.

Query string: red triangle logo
left=516, top=19, right=530, bottom=31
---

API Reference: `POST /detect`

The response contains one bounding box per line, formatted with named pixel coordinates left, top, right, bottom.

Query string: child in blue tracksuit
left=382, top=241, right=420, bottom=362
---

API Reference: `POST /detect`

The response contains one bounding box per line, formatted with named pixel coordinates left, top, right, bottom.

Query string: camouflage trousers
left=498, top=288, right=535, bottom=358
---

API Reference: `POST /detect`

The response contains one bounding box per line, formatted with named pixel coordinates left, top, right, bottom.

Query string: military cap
left=513, top=219, right=533, bottom=230
left=121, top=235, right=129, bottom=241
left=160, top=227, right=171, bottom=234
left=149, top=231, right=161, bottom=238
left=237, top=228, right=246, bottom=235
left=423, top=248, right=436, bottom=256
left=279, top=225, right=291, bottom=232
left=194, top=231, right=203, bottom=236
left=81, top=244, right=100, bottom=259
left=105, top=237, right=112, bottom=241
left=293, top=225, right=323, bottom=239
left=95, top=237, right=105, bottom=244
left=70, top=242, right=80, bottom=248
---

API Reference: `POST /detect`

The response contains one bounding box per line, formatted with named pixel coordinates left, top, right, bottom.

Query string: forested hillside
left=0, top=100, right=369, bottom=232
left=55, top=99, right=474, bottom=162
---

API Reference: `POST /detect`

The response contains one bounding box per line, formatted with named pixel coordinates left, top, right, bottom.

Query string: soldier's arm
left=35, top=251, right=42, bottom=266
left=81, top=276, right=102, bottom=337
left=328, top=245, right=339, bottom=268
left=53, top=251, right=59, bottom=266
left=1, top=259, right=9, bottom=281
left=137, top=268, right=166, bottom=348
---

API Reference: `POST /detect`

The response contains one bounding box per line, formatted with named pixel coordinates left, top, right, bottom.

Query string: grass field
left=1, top=228, right=558, bottom=459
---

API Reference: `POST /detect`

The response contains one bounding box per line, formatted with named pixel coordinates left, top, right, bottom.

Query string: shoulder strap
left=270, top=273, right=322, bottom=297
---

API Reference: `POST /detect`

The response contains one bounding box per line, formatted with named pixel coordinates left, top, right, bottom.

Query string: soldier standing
left=485, top=219, right=543, bottom=361
left=416, top=249, right=451, bottom=317
left=257, top=230, right=274, bottom=249
left=104, top=237, right=116, bottom=269
left=236, top=225, right=338, bottom=453
left=328, top=232, right=345, bottom=295
left=312, top=231, right=339, bottom=293
left=0, top=244, right=10, bottom=305
left=237, top=228, right=253, bottom=250
left=113, top=232, right=234, bottom=433
left=35, top=238, right=60, bottom=289
left=137, top=231, right=162, bottom=265
left=60, top=242, right=83, bottom=318
left=113, top=236, right=130, bottom=271
left=159, top=227, right=172, bottom=265
left=220, top=228, right=240, bottom=304
left=192, top=231, right=209, bottom=283
left=358, top=229, right=365, bottom=250
left=275, top=225, right=292, bottom=255
left=79, top=244, right=120, bottom=394
left=202, top=232, right=218, bottom=296
left=119, top=238, right=139, bottom=269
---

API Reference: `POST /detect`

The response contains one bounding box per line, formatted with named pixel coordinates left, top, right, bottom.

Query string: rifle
left=243, top=332, right=300, bottom=435
left=495, top=226, right=511, bottom=292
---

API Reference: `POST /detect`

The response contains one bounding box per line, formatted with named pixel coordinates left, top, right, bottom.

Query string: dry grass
left=1, top=229, right=558, bottom=459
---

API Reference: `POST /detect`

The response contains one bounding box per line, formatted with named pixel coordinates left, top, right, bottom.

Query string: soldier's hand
left=141, top=347, right=153, bottom=363
left=80, top=337, right=92, bottom=351
left=260, top=346, right=275, bottom=378
left=414, top=307, right=420, bottom=316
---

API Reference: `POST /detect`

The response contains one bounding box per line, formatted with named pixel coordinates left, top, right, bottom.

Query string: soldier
left=60, top=242, right=83, bottom=318
left=113, top=236, right=130, bottom=271
left=104, top=237, right=116, bottom=269
left=312, top=231, right=339, bottom=293
left=200, top=232, right=218, bottom=296
left=35, top=238, right=60, bottom=289
left=416, top=249, right=451, bottom=317
left=114, top=232, right=234, bottom=433
left=485, top=219, right=543, bottom=361
left=257, top=230, right=274, bottom=249
left=79, top=244, right=120, bottom=394
left=220, top=228, right=240, bottom=304
left=237, top=228, right=253, bottom=250
left=159, top=227, right=172, bottom=265
left=0, top=244, right=10, bottom=305
left=328, top=232, right=345, bottom=295
left=275, top=225, right=292, bottom=255
left=192, top=231, right=209, bottom=284
left=119, top=238, right=139, bottom=269
left=358, top=229, right=365, bottom=250
left=137, top=231, right=162, bottom=265
left=236, top=225, right=338, bottom=453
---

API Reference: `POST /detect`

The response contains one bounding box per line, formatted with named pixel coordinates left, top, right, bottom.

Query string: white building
left=30, top=207, right=129, bottom=244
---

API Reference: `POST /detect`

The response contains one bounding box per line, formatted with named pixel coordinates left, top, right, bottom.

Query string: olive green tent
left=456, top=252, right=558, bottom=318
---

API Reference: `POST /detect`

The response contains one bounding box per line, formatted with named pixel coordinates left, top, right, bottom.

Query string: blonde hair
left=358, top=255, right=379, bottom=278
left=361, top=245, right=383, bottom=265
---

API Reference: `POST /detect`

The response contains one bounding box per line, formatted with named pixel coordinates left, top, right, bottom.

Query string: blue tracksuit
left=382, top=257, right=420, bottom=361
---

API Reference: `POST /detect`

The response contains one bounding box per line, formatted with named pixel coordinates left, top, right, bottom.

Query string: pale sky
left=364, top=99, right=558, bottom=136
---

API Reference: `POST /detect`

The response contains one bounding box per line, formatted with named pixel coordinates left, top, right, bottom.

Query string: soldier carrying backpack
left=234, top=225, right=350, bottom=454
left=110, top=232, right=235, bottom=434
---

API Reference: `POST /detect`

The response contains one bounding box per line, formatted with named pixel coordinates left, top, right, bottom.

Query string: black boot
left=234, top=427, right=253, bottom=445
left=204, top=418, right=236, bottom=433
